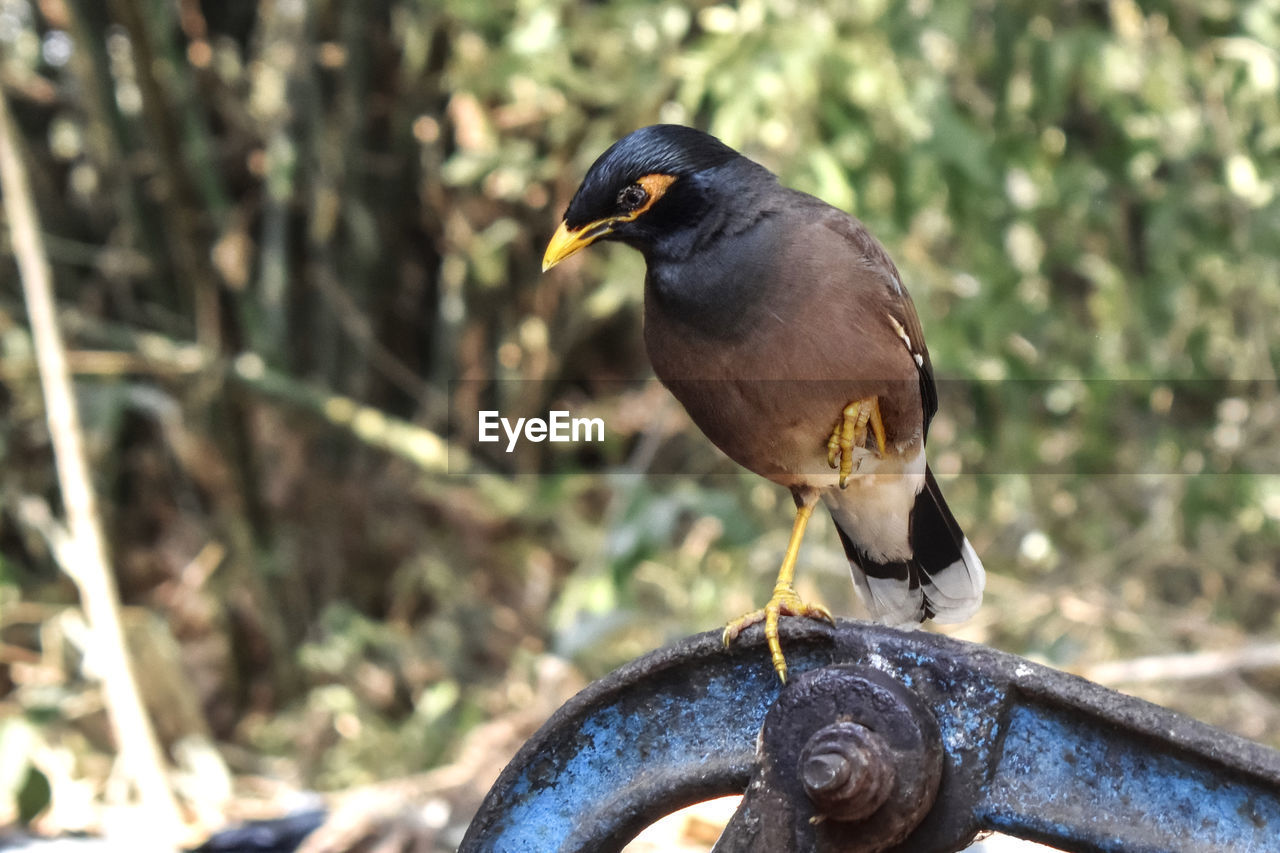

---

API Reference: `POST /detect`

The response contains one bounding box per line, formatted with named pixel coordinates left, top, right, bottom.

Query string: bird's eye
left=617, top=184, right=649, bottom=211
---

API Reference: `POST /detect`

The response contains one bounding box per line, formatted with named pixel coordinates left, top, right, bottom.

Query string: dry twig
left=1082, top=642, right=1280, bottom=687
left=0, top=88, right=185, bottom=845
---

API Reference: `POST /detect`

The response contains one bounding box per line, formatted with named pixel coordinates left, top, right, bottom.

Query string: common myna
left=543, top=125, right=985, bottom=681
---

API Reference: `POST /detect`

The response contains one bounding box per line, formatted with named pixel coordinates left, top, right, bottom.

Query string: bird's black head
left=543, top=125, right=748, bottom=270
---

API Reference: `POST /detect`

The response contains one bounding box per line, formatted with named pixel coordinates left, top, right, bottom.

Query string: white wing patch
left=887, top=314, right=924, bottom=367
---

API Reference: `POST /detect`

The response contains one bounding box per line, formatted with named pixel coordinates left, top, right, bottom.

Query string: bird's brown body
left=644, top=196, right=928, bottom=491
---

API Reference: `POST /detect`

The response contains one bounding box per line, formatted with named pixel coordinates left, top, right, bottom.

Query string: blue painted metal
left=981, top=703, right=1280, bottom=852
left=461, top=635, right=792, bottom=851
left=460, top=620, right=1280, bottom=852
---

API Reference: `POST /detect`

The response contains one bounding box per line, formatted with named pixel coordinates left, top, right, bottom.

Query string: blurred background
left=1, top=0, right=1278, bottom=849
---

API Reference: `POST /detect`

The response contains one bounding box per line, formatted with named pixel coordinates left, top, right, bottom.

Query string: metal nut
left=799, top=720, right=897, bottom=822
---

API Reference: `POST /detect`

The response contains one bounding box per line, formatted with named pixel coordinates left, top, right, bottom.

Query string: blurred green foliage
left=0, top=0, right=1278, bottom=831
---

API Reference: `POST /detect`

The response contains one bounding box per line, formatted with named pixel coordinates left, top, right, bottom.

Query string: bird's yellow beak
left=542, top=220, right=610, bottom=272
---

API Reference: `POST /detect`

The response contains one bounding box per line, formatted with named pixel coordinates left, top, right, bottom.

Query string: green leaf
left=17, top=764, right=51, bottom=825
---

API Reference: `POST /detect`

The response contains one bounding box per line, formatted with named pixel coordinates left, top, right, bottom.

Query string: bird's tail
left=832, top=465, right=985, bottom=626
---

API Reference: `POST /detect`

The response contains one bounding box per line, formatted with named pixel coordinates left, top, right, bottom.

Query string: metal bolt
left=799, top=720, right=897, bottom=822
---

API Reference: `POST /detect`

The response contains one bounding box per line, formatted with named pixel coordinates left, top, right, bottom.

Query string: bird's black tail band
left=833, top=465, right=985, bottom=625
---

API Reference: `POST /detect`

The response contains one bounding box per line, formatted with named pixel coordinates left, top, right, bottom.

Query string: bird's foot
left=826, top=396, right=887, bottom=487
left=722, top=583, right=834, bottom=684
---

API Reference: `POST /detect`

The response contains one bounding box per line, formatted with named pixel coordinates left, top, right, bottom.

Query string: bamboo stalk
left=108, top=0, right=223, bottom=352
left=0, top=89, right=185, bottom=845
left=62, top=0, right=170, bottom=303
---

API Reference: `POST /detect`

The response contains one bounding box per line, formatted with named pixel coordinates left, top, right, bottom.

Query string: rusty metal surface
left=460, top=620, right=1280, bottom=853
left=712, top=665, right=942, bottom=852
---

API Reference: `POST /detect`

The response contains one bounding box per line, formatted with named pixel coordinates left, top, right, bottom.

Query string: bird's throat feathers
left=643, top=202, right=783, bottom=339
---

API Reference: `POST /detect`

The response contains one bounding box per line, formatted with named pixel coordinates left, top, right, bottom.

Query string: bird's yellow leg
left=825, top=396, right=887, bottom=488
left=722, top=500, right=833, bottom=683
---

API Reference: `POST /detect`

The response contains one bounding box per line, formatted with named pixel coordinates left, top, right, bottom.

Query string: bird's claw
left=722, top=585, right=835, bottom=683
left=826, top=397, right=886, bottom=488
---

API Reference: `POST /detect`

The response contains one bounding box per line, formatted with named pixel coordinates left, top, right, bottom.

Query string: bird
left=543, top=125, right=984, bottom=682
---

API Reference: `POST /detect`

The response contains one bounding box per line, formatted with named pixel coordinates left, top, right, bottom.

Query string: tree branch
left=0, top=88, right=186, bottom=845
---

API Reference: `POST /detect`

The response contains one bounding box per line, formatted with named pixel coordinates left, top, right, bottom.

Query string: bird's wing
left=891, top=288, right=939, bottom=439
left=817, top=206, right=939, bottom=438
